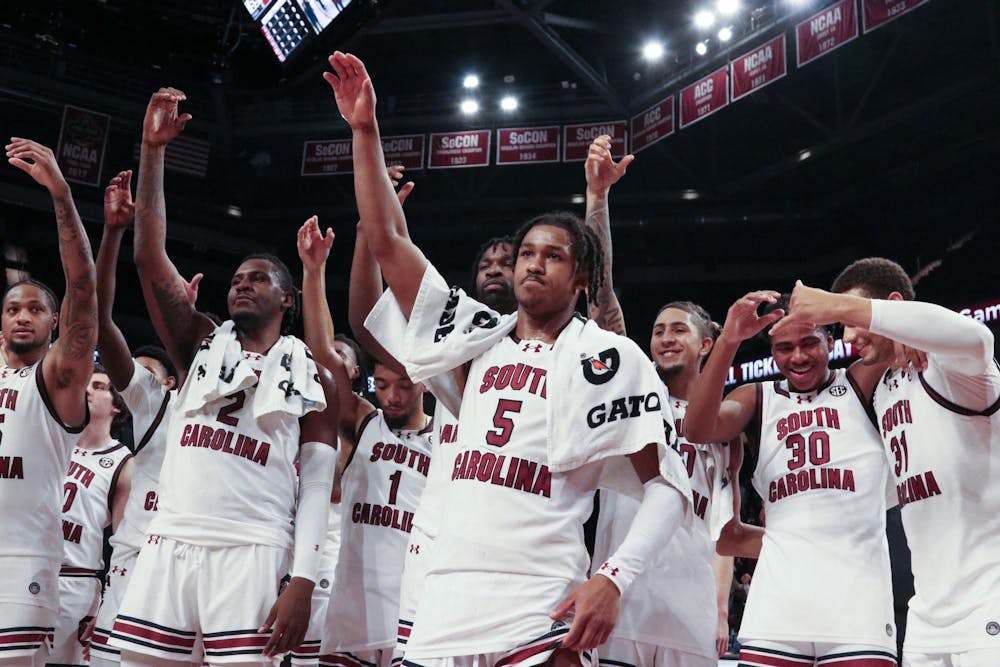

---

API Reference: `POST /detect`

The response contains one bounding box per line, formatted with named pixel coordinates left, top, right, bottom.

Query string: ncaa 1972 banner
left=796, top=0, right=859, bottom=67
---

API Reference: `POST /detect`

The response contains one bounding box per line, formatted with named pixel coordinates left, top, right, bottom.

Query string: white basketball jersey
left=0, top=362, right=82, bottom=562
left=741, top=369, right=896, bottom=650
left=874, top=359, right=1000, bottom=652
left=325, top=410, right=433, bottom=651
left=109, top=364, right=174, bottom=557
left=61, top=441, right=131, bottom=571
left=409, top=397, right=460, bottom=541
left=150, top=350, right=301, bottom=549
left=593, top=396, right=727, bottom=658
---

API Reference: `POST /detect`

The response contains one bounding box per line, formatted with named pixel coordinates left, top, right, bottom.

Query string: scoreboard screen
left=244, top=0, right=356, bottom=63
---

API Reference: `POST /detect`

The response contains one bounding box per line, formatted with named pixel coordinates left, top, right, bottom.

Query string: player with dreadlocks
left=326, top=50, right=692, bottom=667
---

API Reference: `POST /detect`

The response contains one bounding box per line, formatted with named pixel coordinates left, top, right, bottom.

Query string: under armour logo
left=796, top=394, right=813, bottom=404
left=409, top=545, right=420, bottom=555
left=890, top=379, right=900, bottom=390
left=600, top=562, right=619, bottom=577
left=147, top=535, right=161, bottom=545
left=522, top=342, right=543, bottom=353
left=674, top=401, right=682, bottom=409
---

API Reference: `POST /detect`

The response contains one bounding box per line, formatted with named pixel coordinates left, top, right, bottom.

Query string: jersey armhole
left=846, top=370, right=880, bottom=428
left=35, top=360, right=89, bottom=434
left=107, top=453, right=134, bottom=517
left=134, top=391, right=172, bottom=455
left=918, top=363, right=1000, bottom=417
left=744, top=382, right=763, bottom=456
left=344, top=409, right=380, bottom=472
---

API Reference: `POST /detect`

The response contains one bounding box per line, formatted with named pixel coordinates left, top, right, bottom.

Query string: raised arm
left=297, top=216, right=371, bottom=435
left=324, top=52, right=427, bottom=319
left=95, top=170, right=138, bottom=390
left=7, top=138, right=96, bottom=426
left=685, top=291, right=783, bottom=444
left=584, top=135, right=633, bottom=336
left=133, top=88, right=215, bottom=373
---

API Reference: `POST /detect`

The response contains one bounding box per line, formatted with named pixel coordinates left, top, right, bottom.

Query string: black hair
left=2, top=279, right=60, bottom=314
left=831, top=257, right=915, bottom=301
left=511, top=211, right=604, bottom=305
left=238, top=253, right=300, bottom=334
left=656, top=301, right=721, bottom=341
left=758, top=293, right=832, bottom=341
left=93, top=362, right=131, bottom=437
left=131, top=344, right=178, bottom=382
left=467, top=235, right=514, bottom=293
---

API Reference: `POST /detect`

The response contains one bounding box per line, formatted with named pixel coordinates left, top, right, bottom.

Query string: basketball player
left=1, top=137, right=97, bottom=666
left=51, top=366, right=133, bottom=666
left=773, top=259, right=1000, bottom=667
left=298, top=216, right=433, bottom=667
left=684, top=292, right=897, bottom=667
left=326, top=51, right=691, bottom=666
left=87, top=170, right=183, bottom=667
left=108, top=88, right=339, bottom=666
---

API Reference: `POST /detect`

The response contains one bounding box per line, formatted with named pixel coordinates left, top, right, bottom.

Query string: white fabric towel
left=182, top=320, right=326, bottom=420
left=705, top=442, right=734, bottom=541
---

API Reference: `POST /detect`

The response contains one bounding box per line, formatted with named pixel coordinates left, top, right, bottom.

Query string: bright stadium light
left=462, top=74, right=480, bottom=89
left=460, top=98, right=479, bottom=115
left=695, top=41, right=708, bottom=56
left=694, top=10, right=716, bottom=29
left=717, top=0, right=740, bottom=16
left=642, top=40, right=665, bottom=62
left=718, top=26, right=733, bottom=41
left=500, top=95, right=518, bottom=111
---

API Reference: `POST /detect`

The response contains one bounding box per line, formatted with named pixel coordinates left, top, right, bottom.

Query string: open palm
left=323, top=51, right=376, bottom=130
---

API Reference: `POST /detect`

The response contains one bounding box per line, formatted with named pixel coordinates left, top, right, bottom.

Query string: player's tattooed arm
left=324, top=51, right=428, bottom=320
left=584, top=135, right=633, bottom=336
left=133, top=89, right=214, bottom=373
left=7, top=137, right=97, bottom=425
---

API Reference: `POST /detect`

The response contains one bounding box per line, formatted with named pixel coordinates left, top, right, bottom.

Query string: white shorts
left=291, top=541, right=340, bottom=666
left=0, top=602, right=55, bottom=662
left=319, top=650, right=392, bottom=667
left=903, top=649, right=1000, bottom=667
left=739, top=639, right=897, bottom=666
left=399, top=626, right=594, bottom=667
left=598, top=636, right=715, bottom=667
left=92, top=549, right=139, bottom=663
left=0, top=555, right=59, bottom=613
left=109, top=536, right=289, bottom=664
left=49, top=573, right=101, bottom=666
left=394, top=525, right=434, bottom=665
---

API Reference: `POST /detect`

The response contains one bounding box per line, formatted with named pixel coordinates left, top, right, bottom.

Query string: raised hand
left=142, top=87, right=192, bottom=146
left=585, top=135, right=634, bottom=195
left=297, top=215, right=334, bottom=272
left=721, top=290, right=783, bottom=344
left=387, top=165, right=415, bottom=205
left=104, top=170, right=135, bottom=228
left=6, top=138, right=69, bottom=196
left=323, top=51, right=376, bottom=131
left=182, top=272, right=203, bottom=307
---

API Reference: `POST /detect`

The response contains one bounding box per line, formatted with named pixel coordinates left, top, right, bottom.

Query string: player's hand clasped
left=550, top=574, right=622, bottom=651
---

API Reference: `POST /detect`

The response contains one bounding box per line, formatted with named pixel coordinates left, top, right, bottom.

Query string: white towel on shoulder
left=182, top=320, right=326, bottom=420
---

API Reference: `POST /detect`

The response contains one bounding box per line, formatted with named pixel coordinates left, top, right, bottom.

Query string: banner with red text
left=863, top=0, right=930, bottom=32
left=496, top=126, right=561, bottom=165
left=731, top=34, right=787, bottom=102
left=630, top=97, right=675, bottom=153
left=680, top=67, right=729, bottom=128
left=428, top=130, right=491, bottom=169
left=796, top=0, right=859, bottom=67
left=381, top=134, right=426, bottom=170
left=562, top=121, right=627, bottom=162
left=56, top=105, right=110, bottom=186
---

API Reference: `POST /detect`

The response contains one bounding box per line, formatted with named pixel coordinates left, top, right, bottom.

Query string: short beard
left=6, top=337, right=47, bottom=356
left=383, top=411, right=412, bottom=430
left=478, top=285, right=517, bottom=316
left=655, top=363, right=683, bottom=385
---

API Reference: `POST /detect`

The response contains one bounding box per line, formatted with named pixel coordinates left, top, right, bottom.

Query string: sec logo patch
left=829, top=385, right=848, bottom=397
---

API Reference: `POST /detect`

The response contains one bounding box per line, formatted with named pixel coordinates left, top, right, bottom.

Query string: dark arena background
left=1, top=1, right=998, bottom=662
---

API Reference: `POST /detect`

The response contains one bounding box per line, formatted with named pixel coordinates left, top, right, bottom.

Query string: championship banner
left=731, top=34, right=787, bottom=102
left=496, top=126, right=560, bottom=165
left=562, top=121, right=627, bottom=162
left=679, top=67, right=729, bottom=129
left=863, top=0, right=930, bottom=33
left=381, top=134, right=426, bottom=170
left=796, top=0, right=859, bottom=67
left=630, top=97, right=674, bottom=153
left=301, top=139, right=353, bottom=175
left=428, top=130, right=491, bottom=169
left=56, top=105, right=110, bottom=186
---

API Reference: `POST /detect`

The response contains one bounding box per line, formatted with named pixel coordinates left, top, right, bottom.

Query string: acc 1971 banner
left=863, top=0, right=930, bottom=32
left=562, top=121, right=627, bottom=162
left=428, top=130, right=491, bottom=169
left=496, top=126, right=561, bottom=165
left=56, top=105, right=110, bottom=186
left=731, top=34, right=787, bottom=102
left=796, top=0, right=859, bottom=67
left=679, top=67, right=729, bottom=128
left=630, top=97, right=674, bottom=153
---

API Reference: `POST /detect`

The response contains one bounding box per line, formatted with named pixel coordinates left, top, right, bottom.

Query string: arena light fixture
left=462, top=74, right=480, bottom=89
left=695, top=41, right=709, bottom=56
left=682, top=189, right=701, bottom=200
left=570, top=194, right=586, bottom=204
left=718, top=26, right=733, bottom=41
left=798, top=149, right=812, bottom=161
left=500, top=95, right=518, bottom=111
left=460, top=98, right=479, bottom=115
left=694, top=10, right=716, bottom=29
left=717, top=0, right=740, bottom=16
left=642, top=40, right=665, bottom=62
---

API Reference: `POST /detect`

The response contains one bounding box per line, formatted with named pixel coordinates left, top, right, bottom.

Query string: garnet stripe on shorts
left=202, top=628, right=269, bottom=657
left=90, top=626, right=120, bottom=656
left=291, top=640, right=322, bottom=660
left=817, top=650, right=897, bottom=666
left=0, top=625, right=53, bottom=652
left=740, top=645, right=815, bottom=667
left=111, top=615, right=196, bottom=655
left=321, top=652, right=379, bottom=667
left=397, top=619, right=413, bottom=644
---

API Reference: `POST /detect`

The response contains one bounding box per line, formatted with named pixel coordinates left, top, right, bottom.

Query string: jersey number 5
left=486, top=399, right=523, bottom=447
